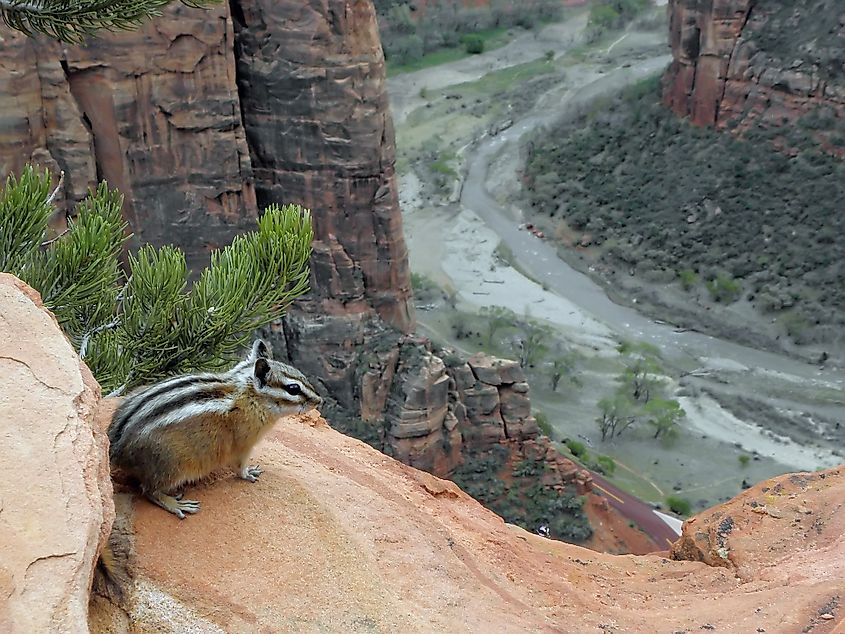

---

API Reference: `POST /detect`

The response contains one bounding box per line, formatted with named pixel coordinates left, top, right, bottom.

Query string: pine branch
left=0, top=165, right=53, bottom=273
left=0, top=0, right=221, bottom=44
left=1, top=165, right=313, bottom=394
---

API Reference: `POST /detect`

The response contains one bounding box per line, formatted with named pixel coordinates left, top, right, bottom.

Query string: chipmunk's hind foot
left=148, top=491, right=200, bottom=519
left=239, top=464, right=263, bottom=482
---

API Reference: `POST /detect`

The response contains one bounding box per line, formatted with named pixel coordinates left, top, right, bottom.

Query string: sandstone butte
left=2, top=280, right=844, bottom=633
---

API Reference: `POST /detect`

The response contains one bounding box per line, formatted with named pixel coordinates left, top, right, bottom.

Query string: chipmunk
left=108, top=338, right=322, bottom=518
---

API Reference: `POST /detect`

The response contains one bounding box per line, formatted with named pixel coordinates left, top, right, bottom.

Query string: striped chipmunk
left=108, top=339, right=322, bottom=518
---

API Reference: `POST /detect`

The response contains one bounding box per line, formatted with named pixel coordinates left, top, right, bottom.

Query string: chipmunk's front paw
left=239, top=465, right=263, bottom=482
left=149, top=491, right=200, bottom=519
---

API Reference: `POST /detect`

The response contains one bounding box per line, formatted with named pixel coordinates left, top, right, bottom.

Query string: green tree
left=706, top=273, right=742, bottom=303
left=666, top=495, right=692, bottom=517
left=461, top=33, right=484, bottom=54
left=0, top=0, right=219, bottom=44
left=1, top=165, right=313, bottom=394
left=596, top=393, right=639, bottom=441
left=617, top=340, right=663, bottom=402
left=550, top=351, right=579, bottom=391
left=480, top=305, right=516, bottom=346
left=593, top=455, right=616, bottom=475
left=678, top=268, right=698, bottom=291
left=643, top=398, right=685, bottom=440
left=516, top=318, right=551, bottom=368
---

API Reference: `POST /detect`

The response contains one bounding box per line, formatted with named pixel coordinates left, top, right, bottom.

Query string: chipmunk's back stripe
left=135, top=383, right=236, bottom=433
left=110, top=374, right=222, bottom=444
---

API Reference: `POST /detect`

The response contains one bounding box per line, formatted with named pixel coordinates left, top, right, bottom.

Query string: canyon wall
left=0, top=4, right=258, bottom=268
left=663, top=0, right=845, bottom=147
left=0, top=2, right=609, bottom=547
left=0, top=1, right=414, bottom=417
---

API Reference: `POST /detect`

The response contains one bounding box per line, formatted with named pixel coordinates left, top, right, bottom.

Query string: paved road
left=590, top=472, right=681, bottom=549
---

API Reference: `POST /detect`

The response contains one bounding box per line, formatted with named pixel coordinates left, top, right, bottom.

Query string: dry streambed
left=391, top=15, right=844, bottom=511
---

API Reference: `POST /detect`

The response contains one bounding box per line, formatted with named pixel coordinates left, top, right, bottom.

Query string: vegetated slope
left=744, top=0, right=844, bottom=87
left=523, top=77, right=845, bottom=346
left=374, top=0, right=562, bottom=66
left=451, top=444, right=592, bottom=542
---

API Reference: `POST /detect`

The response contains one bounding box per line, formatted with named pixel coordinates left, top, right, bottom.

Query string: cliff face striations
left=231, top=0, right=413, bottom=332
left=0, top=5, right=258, bottom=269
left=663, top=0, right=845, bottom=147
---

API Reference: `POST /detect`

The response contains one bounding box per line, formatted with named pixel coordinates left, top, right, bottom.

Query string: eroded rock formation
left=663, top=0, right=845, bottom=149
left=2, top=274, right=842, bottom=632
left=0, top=275, right=113, bottom=633
left=0, top=1, right=414, bottom=313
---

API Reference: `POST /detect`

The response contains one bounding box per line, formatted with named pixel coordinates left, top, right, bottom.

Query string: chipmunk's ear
left=253, top=357, right=271, bottom=388
left=250, top=338, right=271, bottom=361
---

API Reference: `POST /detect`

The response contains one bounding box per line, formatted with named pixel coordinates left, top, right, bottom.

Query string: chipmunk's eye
left=284, top=383, right=301, bottom=396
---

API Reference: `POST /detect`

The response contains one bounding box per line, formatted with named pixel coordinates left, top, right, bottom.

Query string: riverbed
left=390, top=13, right=844, bottom=510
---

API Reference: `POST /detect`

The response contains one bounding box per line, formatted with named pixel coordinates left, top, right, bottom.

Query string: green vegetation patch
left=452, top=446, right=593, bottom=543
left=377, top=0, right=563, bottom=73
left=524, top=77, right=845, bottom=344
left=587, top=0, right=651, bottom=40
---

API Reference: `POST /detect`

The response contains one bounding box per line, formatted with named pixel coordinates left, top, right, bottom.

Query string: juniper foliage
left=0, top=0, right=219, bottom=44
left=1, top=165, right=313, bottom=394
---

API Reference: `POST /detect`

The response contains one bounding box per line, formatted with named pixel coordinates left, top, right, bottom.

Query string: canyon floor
left=388, top=10, right=845, bottom=515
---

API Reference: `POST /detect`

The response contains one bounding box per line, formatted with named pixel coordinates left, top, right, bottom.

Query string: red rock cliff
left=662, top=0, right=845, bottom=144
left=0, top=5, right=258, bottom=269
left=0, top=1, right=414, bottom=326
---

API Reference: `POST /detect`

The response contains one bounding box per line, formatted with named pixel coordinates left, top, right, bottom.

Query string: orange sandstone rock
left=100, top=413, right=844, bottom=633
left=0, top=274, right=113, bottom=633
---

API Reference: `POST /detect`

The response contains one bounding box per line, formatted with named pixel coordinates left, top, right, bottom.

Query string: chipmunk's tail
left=93, top=537, right=127, bottom=602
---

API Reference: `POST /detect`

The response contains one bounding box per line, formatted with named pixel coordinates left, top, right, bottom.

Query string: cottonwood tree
left=643, top=398, right=685, bottom=440
left=515, top=319, right=552, bottom=368
left=0, top=165, right=313, bottom=394
left=596, top=393, right=639, bottom=441
left=549, top=349, right=580, bottom=392
left=480, top=305, right=516, bottom=346
left=0, top=0, right=219, bottom=43
left=617, top=340, right=663, bottom=402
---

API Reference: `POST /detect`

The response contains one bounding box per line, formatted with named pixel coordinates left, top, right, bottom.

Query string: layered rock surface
left=0, top=6, right=258, bottom=268
left=663, top=0, right=845, bottom=148
left=93, top=408, right=845, bottom=633
left=0, top=0, right=413, bottom=309
left=0, top=275, right=113, bottom=633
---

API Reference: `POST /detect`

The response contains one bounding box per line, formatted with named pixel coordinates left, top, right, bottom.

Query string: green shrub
left=678, top=268, right=698, bottom=291
left=666, top=495, right=692, bottom=517
left=0, top=165, right=313, bottom=394
left=738, top=454, right=751, bottom=467
left=589, top=4, right=620, bottom=29
left=462, top=33, right=484, bottom=54
left=535, top=411, right=554, bottom=438
left=593, top=455, right=616, bottom=475
left=565, top=438, right=587, bottom=459
left=706, top=273, right=742, bottom=304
